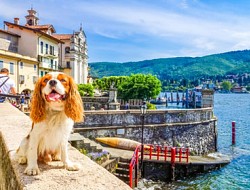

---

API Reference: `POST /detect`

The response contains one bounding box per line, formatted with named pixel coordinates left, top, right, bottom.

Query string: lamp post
left=140, top=101, right=147, bottom=177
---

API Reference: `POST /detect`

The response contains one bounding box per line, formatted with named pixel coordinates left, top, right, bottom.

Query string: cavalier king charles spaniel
left=16, top=72, right=84, bottom=175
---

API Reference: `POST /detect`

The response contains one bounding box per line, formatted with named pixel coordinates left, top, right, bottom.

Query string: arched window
left=65, top=47, right=70, bottom=53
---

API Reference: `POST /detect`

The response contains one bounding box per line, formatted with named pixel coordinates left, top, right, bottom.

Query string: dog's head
left=30, top=72, right=84, bottom=123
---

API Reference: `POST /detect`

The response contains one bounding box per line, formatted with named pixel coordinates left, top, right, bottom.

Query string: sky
left=1, top=0, right=250, bottom=63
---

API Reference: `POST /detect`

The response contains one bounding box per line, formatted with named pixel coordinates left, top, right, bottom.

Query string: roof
left=0, top=29, right=21, bottom=37
left=52, top=34, right=72, bottom=40
left=4, top=21, right=64, bottom=44
left=26, top=24, right=56, bottom=33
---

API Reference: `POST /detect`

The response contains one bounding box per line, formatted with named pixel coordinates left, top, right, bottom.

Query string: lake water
left=136, top=93, right=250, bottom=190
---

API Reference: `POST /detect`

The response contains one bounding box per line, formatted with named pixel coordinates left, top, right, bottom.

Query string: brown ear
left=30, top=78, right=46, bottom=123
left=64, top=77, right=84, bottom=122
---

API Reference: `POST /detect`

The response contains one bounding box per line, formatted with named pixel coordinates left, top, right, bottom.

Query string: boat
left=96, top=137, right=142, bottom=150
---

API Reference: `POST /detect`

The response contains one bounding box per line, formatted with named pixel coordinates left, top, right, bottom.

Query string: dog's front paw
left=24, top=165, right=40, bottom=175
left=65, top=161, right=80, bottom=171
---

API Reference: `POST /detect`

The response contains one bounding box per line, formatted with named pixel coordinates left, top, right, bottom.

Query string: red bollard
left=232, top=121, right=236, bottom=145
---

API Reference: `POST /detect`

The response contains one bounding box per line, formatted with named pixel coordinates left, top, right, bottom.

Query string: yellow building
left=4, top=8, right=64, bottom=77
left=0, top=29, right=38, bottom=93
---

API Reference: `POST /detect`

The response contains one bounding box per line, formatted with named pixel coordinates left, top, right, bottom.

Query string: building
left=53, top=27, right=88, bottom=84
left=0, top=29, right=38, bottom=93
left=4, top=8, right=63, bottom=77
left=0, top=7, right=89, bottom=95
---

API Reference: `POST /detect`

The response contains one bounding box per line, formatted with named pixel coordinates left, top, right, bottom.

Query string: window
left=45, top=44, right=48, bottom=54
left=9, top=62, right=14, bottom=74
left=34, top=64, right=37, bottom=71
left=0, top=61, right=3, bottom=69
left=66, top=61, right=70, bottom=68
left=40, top=71, right=44, bottom=77
left=20, top=62, right=23, bottom=69
left=19, top=75, right=25, bottom=84
left=40, top=41, right=43, bottom=54
left=65, top=47, right=70, bottom=54
left=50, top=59, right=53, bottom=69
left=50, top=45, right=53, bottom=55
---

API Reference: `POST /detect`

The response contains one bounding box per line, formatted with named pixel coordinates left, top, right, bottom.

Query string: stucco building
left=0, top=29, right=38, bottom=93
left=0, top=8, right=89, bottom=94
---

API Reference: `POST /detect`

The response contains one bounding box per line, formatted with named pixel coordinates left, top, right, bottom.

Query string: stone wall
left=0, top=103, right=131, bottom=190
left=75, top=108, right=217, bottom=155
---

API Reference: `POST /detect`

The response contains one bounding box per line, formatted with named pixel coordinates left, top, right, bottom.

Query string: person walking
left=0, top=68, right=16, bottom=102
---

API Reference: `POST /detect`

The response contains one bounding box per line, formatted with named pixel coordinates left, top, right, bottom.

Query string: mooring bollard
left=232, top=121, right=236, bottom=145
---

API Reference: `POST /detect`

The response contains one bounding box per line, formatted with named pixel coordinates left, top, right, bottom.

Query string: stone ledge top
left=0, top=103, right=131, bottom=190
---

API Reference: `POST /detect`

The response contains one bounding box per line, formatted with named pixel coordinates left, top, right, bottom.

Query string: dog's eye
left=44, top=79, right=49, bottom=83
left=60, top=79, right=66, bottom=83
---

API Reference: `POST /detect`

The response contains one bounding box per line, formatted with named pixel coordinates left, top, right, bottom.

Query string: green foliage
left=146, top=102, right=156, bottom=110
left=221, top=81, right=233, bottom=91
left=89, top=50, right=250, bottom=80
left=78, top=83, right=94, bottom=97
left=79, top=148, right=88, bottom=155
left=93, top=76, right=127, bottom=90
left=118, top=74, right=162, bottom=100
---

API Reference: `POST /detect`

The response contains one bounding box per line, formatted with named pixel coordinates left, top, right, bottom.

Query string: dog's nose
left=49, top=80, right=57, bottom=87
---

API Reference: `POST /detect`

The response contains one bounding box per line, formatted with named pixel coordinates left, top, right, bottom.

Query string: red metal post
left=171, top=147, right=176, bottom=165
left=129, top=164, right=133, bottom=188
left=157, top=146, right=160, bottom=160
left=164, top=147, right=167, bottom=161
left=135, top=147, right=139, bottom=187
left=232, top=121, right=236, bottom=145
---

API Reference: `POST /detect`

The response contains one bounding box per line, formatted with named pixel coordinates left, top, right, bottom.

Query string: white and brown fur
left=16, top=72, right=84, bottom=175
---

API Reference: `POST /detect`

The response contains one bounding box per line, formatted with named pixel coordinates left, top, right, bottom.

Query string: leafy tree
left=221, top=81, right=232, bottom=91
left=93, top=76, right=127, bottom=91
left=78, top=84, right=94, bottom=97
left=118, top=74, right=162, bottom=100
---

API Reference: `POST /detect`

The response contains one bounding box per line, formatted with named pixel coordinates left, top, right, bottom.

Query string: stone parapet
left=75, top=108, right=217, bottom=155
left=0, top=103, right=131, bottom=190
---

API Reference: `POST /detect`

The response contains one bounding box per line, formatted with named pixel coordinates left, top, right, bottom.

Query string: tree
left=118, top=74, right=162, bottom=100
left=221, top=81, right=232, bottom=91
left=78, top=84, right=94, bottom=97
left=93, top=76, right=127, bottom=91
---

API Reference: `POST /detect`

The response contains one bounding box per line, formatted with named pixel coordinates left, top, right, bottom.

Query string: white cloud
left=1, top=0, right=250, bottom=61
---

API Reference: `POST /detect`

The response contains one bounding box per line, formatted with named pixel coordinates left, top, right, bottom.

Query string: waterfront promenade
left=0, top=103, right=131, bottom=190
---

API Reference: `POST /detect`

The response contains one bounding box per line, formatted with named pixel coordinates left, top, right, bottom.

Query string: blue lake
left=137, top=93, right=250, bottom=190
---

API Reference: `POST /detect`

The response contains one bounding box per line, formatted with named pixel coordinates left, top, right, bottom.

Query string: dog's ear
left=64, top=77, right=84, bottom=122
left=30, top=78, right=46, bottom=123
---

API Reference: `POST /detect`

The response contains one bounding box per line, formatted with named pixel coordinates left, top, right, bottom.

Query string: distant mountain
left=89, top=50, right=250, bottom=80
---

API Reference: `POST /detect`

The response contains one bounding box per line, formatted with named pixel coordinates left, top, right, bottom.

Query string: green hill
left=89, top=50, right=250, bottom=80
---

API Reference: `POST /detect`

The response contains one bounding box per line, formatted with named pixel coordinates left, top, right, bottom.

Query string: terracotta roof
left=26, top=24, right=56, bottom=33
left=52, top=34, right=72, bottom=40
left=0, top=29, right=21, bottom=37
left=4, top=21, right=63, bottom=44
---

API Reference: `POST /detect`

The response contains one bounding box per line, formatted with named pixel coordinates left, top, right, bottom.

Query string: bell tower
left=25, top=7, right=39, bottom=26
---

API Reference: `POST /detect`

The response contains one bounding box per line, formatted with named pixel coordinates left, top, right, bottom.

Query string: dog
left=16, top=72, right=84, bottom=175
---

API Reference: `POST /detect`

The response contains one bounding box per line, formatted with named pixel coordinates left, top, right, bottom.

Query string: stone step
left=118, top=162, right=129, bottom=169
left=115, top=167, right=130, bottom=175
left=119, top=157, right=131, bottom=163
